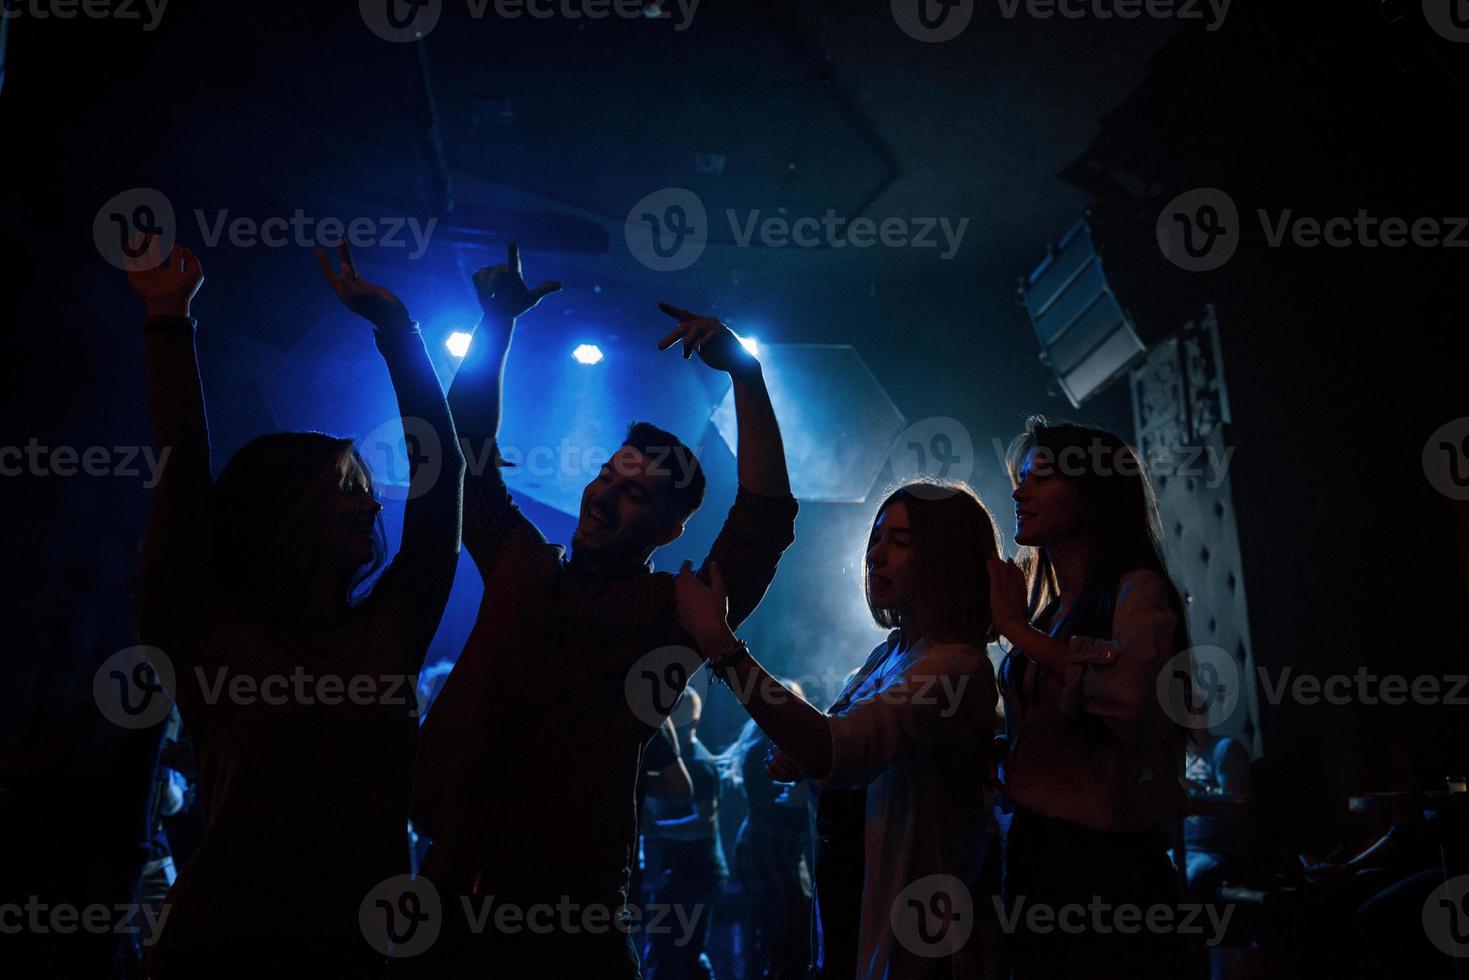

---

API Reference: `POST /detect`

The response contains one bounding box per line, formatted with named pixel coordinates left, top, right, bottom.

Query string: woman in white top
left=674, top=480, right=1001, bottom=979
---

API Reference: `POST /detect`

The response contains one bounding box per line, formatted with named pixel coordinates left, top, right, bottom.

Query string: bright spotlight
left=572, top=343, right=604, bottom=365
left=738, top=335, right=759, bottom=356
left=445, top=331, right=473, bottom=358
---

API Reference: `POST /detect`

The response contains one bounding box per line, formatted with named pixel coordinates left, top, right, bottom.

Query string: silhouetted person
left=645, top=688, right=727, bottom=979
left=992, top=417, right=1189, bottom=980
left=720, top=711, right=811, bottom=980
left=675, top=481, right=1002, bottom=979
left=130, top=238, right=464, bottom=978
left=403, top=246, right=796, bottom=978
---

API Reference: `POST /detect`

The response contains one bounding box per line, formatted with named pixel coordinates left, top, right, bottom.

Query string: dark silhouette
left=129, top=238, right=464, bottom=978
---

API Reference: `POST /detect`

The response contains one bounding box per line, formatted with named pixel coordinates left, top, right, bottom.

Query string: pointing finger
left=530, top=280, right=562, bottom=302
left=657, top=300, right=699, bottom=321
left=657, top=321, right=687, bottom=351
left=178, top=245, right=202, bottom=279
left=337, top=240, right=357, bottom=280
left=314, top=247, right=338, bottom=282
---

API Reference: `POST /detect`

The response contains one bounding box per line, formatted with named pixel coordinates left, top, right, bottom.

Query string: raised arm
left=656, top=302, right=789, bottom=498
left=657, top=303, right=797, bottom=627
left=315, top=241, right=466, bottom=667
left=674, top=560, right=835, bottom=777
left=446, top=242, right=560, bottom=572
left=129, top=239, right=210, bottom=649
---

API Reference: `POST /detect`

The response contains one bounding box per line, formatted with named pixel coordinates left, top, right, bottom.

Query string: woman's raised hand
left=126, top=237, right=204, bottom=320
left=315, top=240, right=410, bottom=328
left=986, top=557, right=1030, bottom=641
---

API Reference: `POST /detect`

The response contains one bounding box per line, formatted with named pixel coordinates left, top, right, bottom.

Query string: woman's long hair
left=862, top=482, right=1002, bottom=649
left=210, top=432, right=387, bottom=616
left=1004, top=416, right=1187, bottom=647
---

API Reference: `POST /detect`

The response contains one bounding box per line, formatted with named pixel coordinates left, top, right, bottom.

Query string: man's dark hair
left=623, top=420, right=707, bottom=522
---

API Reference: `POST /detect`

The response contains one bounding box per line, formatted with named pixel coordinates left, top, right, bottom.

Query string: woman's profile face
left=319, top=454, right=382, bottom=573
left=1011, top=446, right=1083, bottom=548
left=866, top=499, right=916, bottom=613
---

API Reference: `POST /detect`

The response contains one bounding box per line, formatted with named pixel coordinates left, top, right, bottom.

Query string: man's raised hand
left=126, top=237, right=204, bottom=320
left=472, top=242, right=561, bottom=322
left=656, top=302, right=757, bottom=378
left=315, top=240, right=411, bottom=328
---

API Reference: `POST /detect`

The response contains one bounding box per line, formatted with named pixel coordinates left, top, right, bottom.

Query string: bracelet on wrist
left=706, top=639, right=750, bottom=673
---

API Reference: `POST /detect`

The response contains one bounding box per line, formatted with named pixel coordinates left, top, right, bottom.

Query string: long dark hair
left=211, top=432, right=387, bottom=615
left=1004, top=416, right=1187, bottom=648
left=863, top=481, right=1002, bottom=649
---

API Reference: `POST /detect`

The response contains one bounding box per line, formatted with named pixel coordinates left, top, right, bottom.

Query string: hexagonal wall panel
left=710, top=344, right=904, bottom=504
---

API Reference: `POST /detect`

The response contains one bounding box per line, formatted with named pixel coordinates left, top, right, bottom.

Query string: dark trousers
left=644, top=867, right=723, bottom=980
left=1001, top=808, right=1184, bottom=980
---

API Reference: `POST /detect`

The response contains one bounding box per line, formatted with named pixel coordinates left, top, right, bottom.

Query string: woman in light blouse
left=987, top=416, right=1190, bottom=980
left=675, top=481, right=1001, bottom=979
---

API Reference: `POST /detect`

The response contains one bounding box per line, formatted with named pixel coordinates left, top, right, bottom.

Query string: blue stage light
left=738, top=335, right=759, bottom=356
left=572, top=343, right=604, bottom=365
left=445, top=331, right=473, bottom=358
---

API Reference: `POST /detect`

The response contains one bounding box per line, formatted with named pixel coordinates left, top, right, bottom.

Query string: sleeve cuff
left=373, top=317, right=422, bottom=340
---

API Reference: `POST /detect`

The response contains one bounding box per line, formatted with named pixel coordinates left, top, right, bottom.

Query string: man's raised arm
left=656, top=303, right=797, bottom=628
left=447, top=242, right=560, bottom=571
